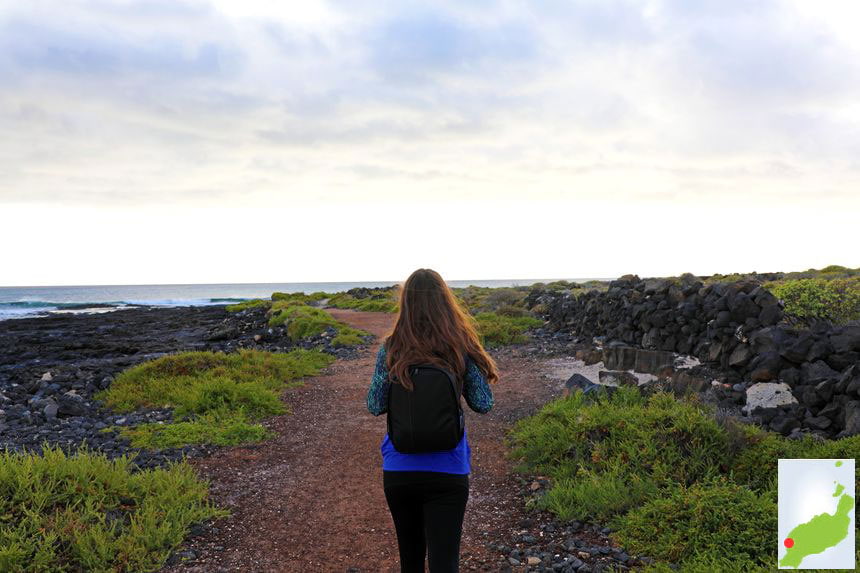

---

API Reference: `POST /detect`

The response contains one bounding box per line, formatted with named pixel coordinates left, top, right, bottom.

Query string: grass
left=225, top=299, right=271, bottom=313
left=267, top=304, right=371, bottom=345
left=271, top=291, right=329, bottom=304
left=510, top=387, right=860, bottom=570
left=326, top=291, right=398, bottom=313
left=97, top=349, right=334, bottom=449
left=0, top=445, right=226, bottom=572
left=474, top=312, right=543, bottom=348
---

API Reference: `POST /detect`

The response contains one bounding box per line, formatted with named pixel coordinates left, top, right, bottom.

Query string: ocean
left=0, top=278, right=610, bottom=321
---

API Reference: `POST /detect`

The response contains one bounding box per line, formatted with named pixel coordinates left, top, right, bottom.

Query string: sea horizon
left=0, top=277, right=614, bottom=321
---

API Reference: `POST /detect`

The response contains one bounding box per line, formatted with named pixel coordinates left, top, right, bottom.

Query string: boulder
left=759, top=304, right=783, bottom=326
left=814, top=379, right=837, bottom=403
left=838, top=401, right=860, bottom=437
left=743, top=382, right=798, bottom=415
left=748, top=351, right=783, bottom=382
left=602, top=346, right=637, bottom=370
left=57, top=392, right=87, bottom=417
left=564, top=374, right=596, bottom=394
left=800, top=360, right=839, bottom=385
left=634, top=349, right=675, bottom=375
left=781, top=335, right=814, bottom=363
left=43, top=399, right=58, bottom=420
left=780, top=367, right=800, bottom=386
left=728, top=344, right=753, bottom=367
left=598, top=370, right=639, bottom=387
left=576, top=348, right=604, bottom=366
left=806, top=416, right=832, bottom=431
left=672, top=370, right=712, bottom=394
left=771, top=415, right=801, bottom=435
left=825, top=352, right=860, bottom=372
left=749, top=326, right=793, bottom=353
left=830, top=326, right=860, bottom=353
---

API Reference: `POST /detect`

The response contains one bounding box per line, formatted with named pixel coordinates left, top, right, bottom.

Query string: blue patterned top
left=366, top=344, right=494, bottom=474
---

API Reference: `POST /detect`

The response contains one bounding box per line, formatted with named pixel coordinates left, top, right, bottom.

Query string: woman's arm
left=366, top=345, right=390, bottom=416
left=463, top=356, right=494, bottom=413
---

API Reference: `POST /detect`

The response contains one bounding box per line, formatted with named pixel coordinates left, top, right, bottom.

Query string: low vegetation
left=326, top=290, right=398, bottom=313
left=474, top=312, right=543, bottom=348
left=225, top=299, right=271, bottom=313
left=765, top=276, right=860, bottom=324
left=0, top=445, right=226, bottom=572
left=511, top=387, right=860, bottom=570
left=97, top=349, right=334, bottom=448
left=267, top=304, right=370, bottom=346
left=271, top=291, right=328, bottom=304
left=452, top=285, right=531, bottom=315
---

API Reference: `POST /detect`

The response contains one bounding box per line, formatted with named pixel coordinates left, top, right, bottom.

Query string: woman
left=366, top=268, right=499, bottom=573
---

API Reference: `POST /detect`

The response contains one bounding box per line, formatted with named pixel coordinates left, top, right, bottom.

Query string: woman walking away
left=366, top=268, right=498, bottom=573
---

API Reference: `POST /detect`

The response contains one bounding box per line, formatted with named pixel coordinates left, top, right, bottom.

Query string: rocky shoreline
left=0, top=305, right=371, bottom=468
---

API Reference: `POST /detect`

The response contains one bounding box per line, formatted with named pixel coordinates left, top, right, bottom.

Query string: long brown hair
left=384, top=268, right=499, bottom=390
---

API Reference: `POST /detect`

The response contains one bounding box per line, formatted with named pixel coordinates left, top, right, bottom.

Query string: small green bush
left=511, top=388, right=728, bottom=488
left=512, top=386, right=860, bottom=570
left=267, top=304, right=371, bottom=346
left=474, top=312, right=543, bottom=347
left=451, top=285, right=531, bottom=314
left=765, top=277, right=860, bottom=324
left=540, top=468, right=661, bottom=522
left=326, top=292, right=398, bottom=313
left=225, top=299, right=271, bottom=312
left=97, top=349, right=333, bottom=448
left=271, top=291, right=328, bottom=304
left=0, top=445, right=226, bottom=572
left=120, top=411, right=270, bottom=449
left=730, top=427, right=860, bottom=493
left=331, top=326, right=366, bottom=347
left=613, top=479, right=776, bottom=565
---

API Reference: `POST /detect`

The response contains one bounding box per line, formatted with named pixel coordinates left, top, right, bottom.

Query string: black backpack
left=387, top=361, right=465, bottom=454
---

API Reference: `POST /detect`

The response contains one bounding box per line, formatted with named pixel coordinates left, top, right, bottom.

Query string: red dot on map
left=784, top=538, right=795, bottom=548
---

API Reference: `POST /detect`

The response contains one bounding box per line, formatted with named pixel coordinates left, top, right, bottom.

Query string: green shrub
left=326, top=292, right=398, bottom=313
left=474, top=312, right=543, bottom=347
left=97, top=349, right=333, bottom=448
left=271, top=291, right=328, bottom=304
left=511, top=387, right=860, bottom=570
left=331, top=326, right=366, bottom=347
left=613, top=479, right=776, bottom=565
left=120, top=411, right=270, bottom=449
left=0, top=445, right=226, bottom=572
left=450, top=285, right=531, bottom=314
left=511, top=388, right=728, bottom=489
left=765, top=277, right=860, bottom=324
left=225, top=299, right=271, bottom=312
left=267, top=304, right=371, bottom=346
left=496, top=304, right=527, bottom=318
left=539, top=468, right=661, bottom=522
left=730, top=427, right=860, bottom=494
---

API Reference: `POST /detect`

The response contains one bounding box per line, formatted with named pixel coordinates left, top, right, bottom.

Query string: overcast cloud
left=1, top=1, right=858, bottom=283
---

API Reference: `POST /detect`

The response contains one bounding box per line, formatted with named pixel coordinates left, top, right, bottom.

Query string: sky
left=1, top=0, right=859, bottom=286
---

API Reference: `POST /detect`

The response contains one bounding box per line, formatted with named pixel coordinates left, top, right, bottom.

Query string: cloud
left=0, top=0, right=858, bottom=212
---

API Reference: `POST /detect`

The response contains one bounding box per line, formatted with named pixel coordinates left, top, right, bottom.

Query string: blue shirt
left=366, top=344, right=494, bottom=474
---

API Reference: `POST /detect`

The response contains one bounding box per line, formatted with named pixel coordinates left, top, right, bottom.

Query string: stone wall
left=529, top=274, right=860, bottom=437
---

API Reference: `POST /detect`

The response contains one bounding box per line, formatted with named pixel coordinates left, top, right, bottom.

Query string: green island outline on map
left=779, top=476, right=854, bottom=569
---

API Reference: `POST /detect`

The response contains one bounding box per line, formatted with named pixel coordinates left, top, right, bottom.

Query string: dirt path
left=166, top=309, right=563, bottom=572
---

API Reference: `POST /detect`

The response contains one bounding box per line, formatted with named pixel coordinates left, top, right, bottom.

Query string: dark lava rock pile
left=0, top=304, right=372, bottom=467
left=529, top=274, right=860, bottom=438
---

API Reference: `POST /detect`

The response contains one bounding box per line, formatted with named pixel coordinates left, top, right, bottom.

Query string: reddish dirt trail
left=166, top=309, right=561, bottom=573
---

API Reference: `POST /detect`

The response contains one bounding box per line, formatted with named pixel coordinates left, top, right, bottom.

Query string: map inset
left=779, top=459, right=855, bottom=569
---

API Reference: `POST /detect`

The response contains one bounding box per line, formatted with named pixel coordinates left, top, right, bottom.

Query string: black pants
left=383, top=470, right=470, bottom=573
